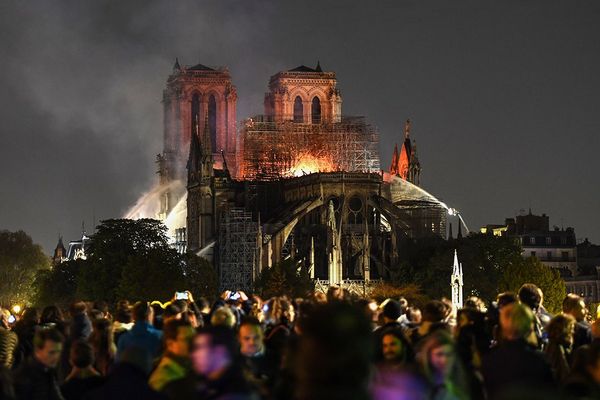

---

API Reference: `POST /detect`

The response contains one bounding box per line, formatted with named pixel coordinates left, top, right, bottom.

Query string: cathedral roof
left=289, top=65, right=318, bottom=72
left=189, top=63, right=215, bottom=71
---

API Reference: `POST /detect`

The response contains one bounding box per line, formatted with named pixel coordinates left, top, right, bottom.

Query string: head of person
left=381, top=299, right=403, bottom=324
left=496, top=292, right=518, bottom=310
left=563, top=293, right=587, bottom=322
left=163, top=318, right=194, bottom=358
left=546, top=314, right=576, bottom=347
left=407, top=307, right=422, bottom=324
left=133, top=301, right=153, bottom=324
left=381, top=328, right=413, bottom=363
left=210, top=306, right=236, bottom=328
left=417, top=329, right=457, bottom=379
left=21, top=307, right=40, bottom=325
left=464, top=296, right=487, bottom=313
left=265, top=297, right=292, bottom=325
left=33, top=327, right=64, bottom=368
left=422, top=301, right=448, bottom=324
left=238, top=317, right=264, bottom=357
left=40, top=305, right=63, bottom=324
left=114, top=307, right=132, bottom=324
left=69, top=340, right=95, bottom=370
left=327, top=286, right=344, bottom=302
left=191, top=326, right=237, bottom=378
left=91, top=318, right=113, bottom=344
left=518, top=284, right=542, bottom=311
left=163, top=303, right=183, bottom=322
left=499, top=302, right=534, bottom=341
left=69, top=301, right=88, bottom=318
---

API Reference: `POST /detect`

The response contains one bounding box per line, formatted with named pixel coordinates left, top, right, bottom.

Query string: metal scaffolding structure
left=238, top=115, right=381, bottom=181
left=218, top=208, right=258, bottom=292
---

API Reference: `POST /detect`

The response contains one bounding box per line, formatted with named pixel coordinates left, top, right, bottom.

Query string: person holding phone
left=0, top=309, right=18, bottom=368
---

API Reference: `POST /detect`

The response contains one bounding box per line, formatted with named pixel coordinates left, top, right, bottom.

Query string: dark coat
left=83, top=363, right=166, bottom=400
left=60, top=376, right=104, bottom=400
left=573, top=320, right=592, bottom=351
left=12, top=357, right=64, bottom=400
left=163, top=365, right=257, bottom=400
left=482, top=339, right=555, bottom=399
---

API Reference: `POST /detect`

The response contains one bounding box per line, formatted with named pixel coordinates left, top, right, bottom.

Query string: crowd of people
left=0, top=285, right=600, bottom=400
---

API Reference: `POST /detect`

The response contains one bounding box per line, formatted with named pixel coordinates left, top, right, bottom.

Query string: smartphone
left=229, top=292, right=241, bottom=301
left=175, top=292, right=189, bottom=300
left=8, top=315, right=16, bottom=324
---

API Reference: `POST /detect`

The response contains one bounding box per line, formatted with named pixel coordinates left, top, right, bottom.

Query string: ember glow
left=289, top=154, right=334, bottom=177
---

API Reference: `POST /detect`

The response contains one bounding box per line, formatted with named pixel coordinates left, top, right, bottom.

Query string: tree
left=34, top=259, right=83, bottom=307
left=77, top=218, right=172, bottom=303
left=369, top=282, right=429, bottom=308
left=183, top=254, right=219, bottom=301
left=0, top=230, right=50, bottom=306
left=117, top=247, right=184, bottom=302
left=255, top=259, right=314, bottom=299
left=499, top=256, right=566, bottom=314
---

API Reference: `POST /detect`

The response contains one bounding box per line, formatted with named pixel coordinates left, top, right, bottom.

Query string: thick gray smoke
left=1, top=1, right=599, bottom=252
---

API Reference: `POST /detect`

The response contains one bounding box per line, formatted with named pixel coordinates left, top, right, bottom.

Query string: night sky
left=1, top=1, right=599, bottom=253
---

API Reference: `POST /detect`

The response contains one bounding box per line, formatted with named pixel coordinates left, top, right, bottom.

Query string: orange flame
left=288, top=154, right=334, bottom=177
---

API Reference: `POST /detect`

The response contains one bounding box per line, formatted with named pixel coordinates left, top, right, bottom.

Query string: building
left=564, top=266, right=600, bottom=303
left=481, top=210, right=578, bottom=276
left=154, top=61, right=451, bottom=292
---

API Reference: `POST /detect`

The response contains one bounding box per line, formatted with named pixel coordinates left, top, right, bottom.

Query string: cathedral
left=157, top=60, right=447, bottom=291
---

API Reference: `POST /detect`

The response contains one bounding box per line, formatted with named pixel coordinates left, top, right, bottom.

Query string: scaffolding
left=218, top=208, right=258, bottom=292
left=238, top=115, right=381, bottom=181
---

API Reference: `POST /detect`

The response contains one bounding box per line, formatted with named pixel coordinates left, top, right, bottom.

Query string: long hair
left=417, top=329, right=471, bottom=399
left=88, top=318, right=115, bottom=375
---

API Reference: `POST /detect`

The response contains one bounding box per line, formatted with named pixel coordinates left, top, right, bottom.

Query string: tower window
left=208, top=95, right=217, bottom=152
left=311, top=96, right=321, bottom=124
left=293, top=96, right=303, bottom=122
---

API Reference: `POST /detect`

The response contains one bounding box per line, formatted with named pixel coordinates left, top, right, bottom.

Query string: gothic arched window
left=293, top=96, right=303, bottom=122
left=208, top=95, right=217, bottom=152
left=311, top=96, right=321, bottom=124
left=191, top=93, right=200, bottom=132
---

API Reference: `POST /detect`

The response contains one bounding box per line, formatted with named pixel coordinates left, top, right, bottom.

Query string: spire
left=173, top=57, right=181, bottom=72
left=452, top=249, right=460, bottom=275
left=451, top=249, right=464, bottom=308
left=221, top=149, right=230, bottom=178
left=390, top=144, right=399, bottom=175
left=404, top=119, right=411, bottom=138
left=315, top=60, right=322, bottom=72
left=187, top=114, right=201, bottom=173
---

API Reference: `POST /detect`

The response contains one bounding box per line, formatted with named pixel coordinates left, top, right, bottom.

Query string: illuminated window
left=529, top=237, right=535, bottom=245
left=561, top=237, right=567, bottom=245
left=546, top=237, right=551, bottom=245
left=293, top=96, right=303, bottom=122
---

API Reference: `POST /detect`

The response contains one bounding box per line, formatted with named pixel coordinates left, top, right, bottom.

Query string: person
left=518, top=283, right=544, bottom=348
left=238, top=317, right=276, bottom=397
left=116, top=302, right=162, bottom=361
left=417, top=329, right=481, bottom=400
left=60, top=341, right=104, bottom=400
left=379, top=328, right=415, bottom=370
left=373, top=299, right=404, bottom=361
left=40, top=306, right=67, bottom=337
left=545, top=314, right=576, bottom=382
left=112, top=306, right=133, bottom=345
left=84, top=347, right=166, bottom=400
left=62, top=302, right=92, bottom=377
left=210, top=307, right=236, bottom=329
left=455, top=308, right=490, bottom=370
left=12, top=307, right=40, bottom=368
left=263, top=297, right=293, bottom=365
left=148, top=319, right=194, bottom=392
left=163, top=326, right=256, bottom=399
left=481, top=303, right=554, bottom=399
left=88, top=318, right=116, bottom=376
left=0, top=311, right=18, bottom=369
left=563, top=294, right=592, bottom=351
left=408, top=300, right=449, bottom=345
left=12, top=327, right=65, bottom=400
left=562, top=342, right=600, bottom=398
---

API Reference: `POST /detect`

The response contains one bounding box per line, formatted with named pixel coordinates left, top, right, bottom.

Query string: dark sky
left=1, top=0, right=599, bottom=253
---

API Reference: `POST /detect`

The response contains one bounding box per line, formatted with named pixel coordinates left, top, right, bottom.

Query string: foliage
left=498, top=256, right=566, bottom=314
left=369, top=282, right=429, bottom=308
left=390, top=233, right=526, bottom=305
left=77, top=219, right=172, bottom=303
left=255, top=258, right=315, bottom=299
left=183, top=254, right=219, bottom=301
left=34, top=259, right=83, bottom=307
left=0, top=230, right=50, bottom=306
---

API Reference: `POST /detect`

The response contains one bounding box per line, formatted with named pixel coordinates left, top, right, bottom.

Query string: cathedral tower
left=264, top=62, right=342, bottom=123
left=159, top=60, right=236, bottom=216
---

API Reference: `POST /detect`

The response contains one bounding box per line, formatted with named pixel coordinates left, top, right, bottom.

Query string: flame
left=289, top=154, right=334, bottom=177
